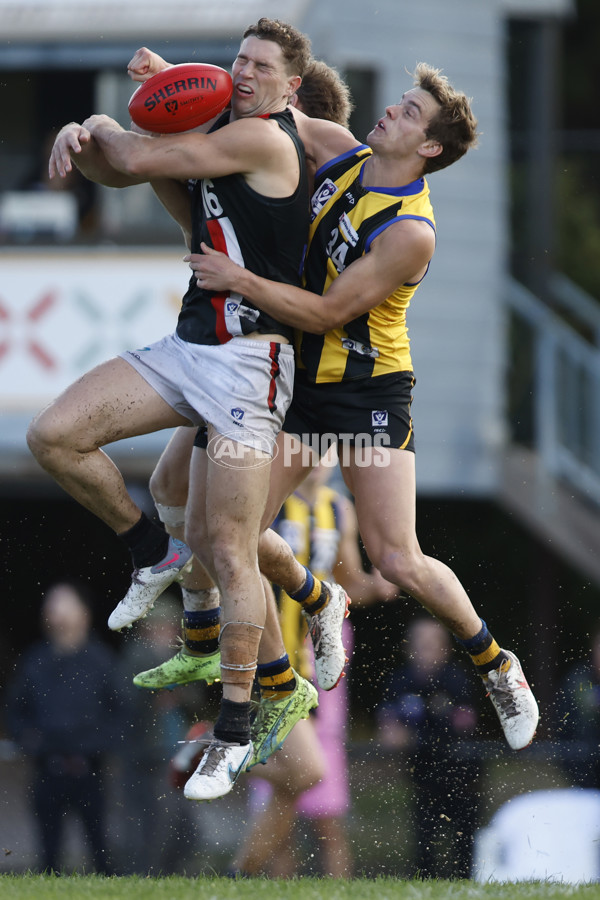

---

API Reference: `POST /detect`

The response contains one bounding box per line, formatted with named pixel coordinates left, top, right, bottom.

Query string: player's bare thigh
left=28, top=356, right=190, bottom=453
left=260, top=431, right=315, bottom=529
left=341, top=445, right=420, bottom=561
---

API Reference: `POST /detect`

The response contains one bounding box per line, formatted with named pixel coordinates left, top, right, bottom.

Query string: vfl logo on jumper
left=310, top=178, right=338, bottom=222
left=231, top=407, right=245, bottom=425
left=372, top=410, right=389, bottom=428
left=341, top=338, right=380, bottom=359
left=225, top=300, right=259, bottom=322
left=338, top=213, right=359, bottom=247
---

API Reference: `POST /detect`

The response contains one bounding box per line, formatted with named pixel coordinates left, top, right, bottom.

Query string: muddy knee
left=26, top=411, right=62, bottom=461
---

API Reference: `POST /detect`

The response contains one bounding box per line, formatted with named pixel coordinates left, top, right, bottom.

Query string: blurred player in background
left=170, top=452, right=396, bottom=876
left=230, top=452, right=396, bottom=878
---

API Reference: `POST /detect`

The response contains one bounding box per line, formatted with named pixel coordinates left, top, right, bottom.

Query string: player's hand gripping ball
left=128, top=63, right=233, bottom=133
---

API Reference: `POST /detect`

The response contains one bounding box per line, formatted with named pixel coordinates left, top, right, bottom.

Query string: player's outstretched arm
left=84, top=114, right=294, bottom=189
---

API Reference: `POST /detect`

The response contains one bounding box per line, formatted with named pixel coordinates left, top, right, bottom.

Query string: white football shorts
left=120, top=332, right=294, bottom=454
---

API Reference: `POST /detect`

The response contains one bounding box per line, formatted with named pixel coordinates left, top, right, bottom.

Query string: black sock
left=118, top=512, right=169, bottom=569
left=213, top=698, right=252, bottom=745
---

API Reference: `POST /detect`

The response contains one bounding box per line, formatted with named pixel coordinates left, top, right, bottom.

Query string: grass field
left=1, top=875, right=600, bottom=900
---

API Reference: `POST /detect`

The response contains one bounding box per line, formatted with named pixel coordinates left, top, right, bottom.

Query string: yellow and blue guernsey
left=274, top=485, right=342, bottom=679
left=298, top=145, right=436, bottom=383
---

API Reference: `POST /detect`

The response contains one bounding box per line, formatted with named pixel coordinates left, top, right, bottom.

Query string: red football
left=128, top=63, right=233, bottom=134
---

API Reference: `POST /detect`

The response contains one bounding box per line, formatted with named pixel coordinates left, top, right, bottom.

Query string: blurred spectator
left=4, top=580, right=122, bottom=874
left=377, top=617, right=481, bottom=879
left=559, top=624, right=600, bottom=787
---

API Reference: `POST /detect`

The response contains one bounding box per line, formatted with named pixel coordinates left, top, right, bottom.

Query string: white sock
left=181, top=586, right=221, bottom=612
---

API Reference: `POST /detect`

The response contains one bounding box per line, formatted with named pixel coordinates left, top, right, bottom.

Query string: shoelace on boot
left=487, top=660, right=519, bottom=718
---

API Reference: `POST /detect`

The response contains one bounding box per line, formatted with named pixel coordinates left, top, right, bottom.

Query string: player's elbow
left=120, top=154, right=148, bottom=178
left=109, top=142, right=151, bottom=178
left=102, top=173, right=141, bottom=188
left=309, top=293, right=348, bottom=333
left=310, top=319, right=329, bottom=335
left=306, top=316, right=330, bottom=335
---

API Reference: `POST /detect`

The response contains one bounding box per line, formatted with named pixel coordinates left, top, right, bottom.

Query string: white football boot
left=108, top=536, right=193, bottom=631
left=483, top=650, right=539, bottom=750
left=183, top=739, right=252, bottom=801
left=303, top=581, right=350, bottom=691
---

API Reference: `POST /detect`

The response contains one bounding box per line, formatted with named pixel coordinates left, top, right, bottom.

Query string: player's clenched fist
left=127, top=46, right=172, bottom=83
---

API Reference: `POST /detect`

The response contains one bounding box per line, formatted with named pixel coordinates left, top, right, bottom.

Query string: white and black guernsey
left=176, top=108, right=308, bottom=345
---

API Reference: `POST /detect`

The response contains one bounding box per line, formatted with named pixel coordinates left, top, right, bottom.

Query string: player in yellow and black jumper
left=286, top=140, right=431, bottom=453
left=190, top=62, right=540, bottom=753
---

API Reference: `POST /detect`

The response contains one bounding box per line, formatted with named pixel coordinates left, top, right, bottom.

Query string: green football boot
left=246, top=670, right=318, bottom=771
left=133, top=648, right=221, bottom=691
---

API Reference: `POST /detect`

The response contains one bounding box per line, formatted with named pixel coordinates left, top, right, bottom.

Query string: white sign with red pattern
left=0, top=250, right=186, bottom=409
